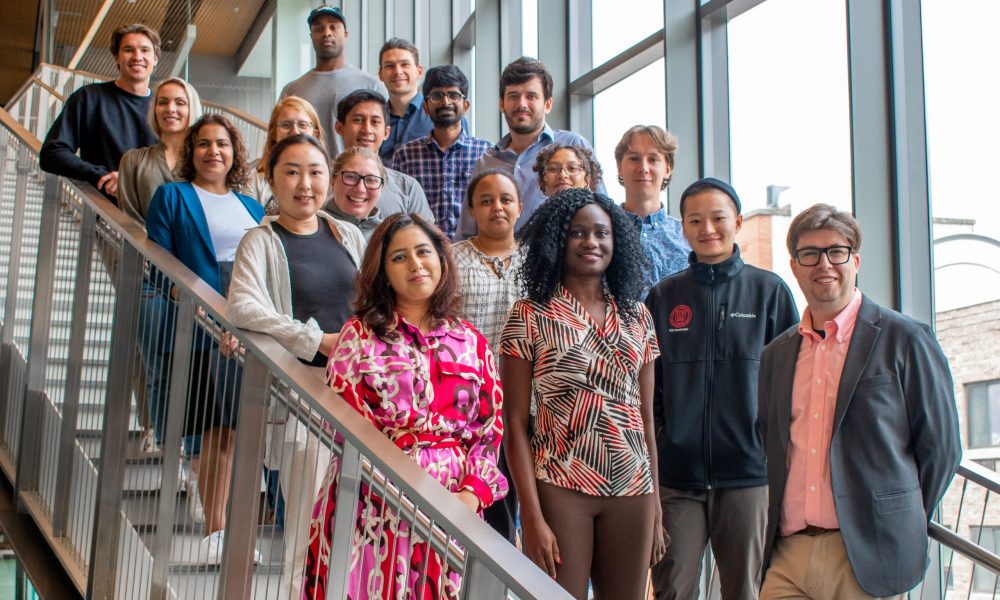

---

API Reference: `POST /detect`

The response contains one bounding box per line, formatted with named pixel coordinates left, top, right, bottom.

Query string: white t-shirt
left=193, top=184, right=259, bottom=261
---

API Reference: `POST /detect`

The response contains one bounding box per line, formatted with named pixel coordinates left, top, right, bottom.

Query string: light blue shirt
left=626, top=204, right=691, bottom=295
left=459, top=124, right=604, bottom=238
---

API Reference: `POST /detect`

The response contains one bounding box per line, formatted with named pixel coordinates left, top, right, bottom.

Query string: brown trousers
left=536, top=480, right=656, bottom=600
left=760, top=531, right=904, bottom=600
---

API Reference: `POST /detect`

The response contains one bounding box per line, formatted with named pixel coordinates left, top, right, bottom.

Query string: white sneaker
left=197, top=530, right=225, bottom=564
left=196, top=530, right=262, bottom=565
left=186, top=479, right=206, bottom=524
left=140, top=428, right=158, bottom=453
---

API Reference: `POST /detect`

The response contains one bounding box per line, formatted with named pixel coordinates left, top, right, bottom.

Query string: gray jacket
left=225, top=212, right=365, bottom=360
left=758, top=294, right=961, bottom=597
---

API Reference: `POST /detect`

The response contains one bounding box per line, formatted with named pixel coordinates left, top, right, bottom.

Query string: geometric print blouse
left=500, top=285, right=659, bottom=497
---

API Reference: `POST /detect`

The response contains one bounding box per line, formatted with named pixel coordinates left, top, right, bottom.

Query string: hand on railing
left=220, top=331, right=243, bottom=358
left=96, top=171, right=118, bottom=197
left=453, top=489, right=481, bottom=513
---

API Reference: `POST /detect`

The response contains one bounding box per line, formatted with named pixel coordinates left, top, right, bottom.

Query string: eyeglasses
left=337, top=171, right=384, bottom=190
left=426, top=91, right=465, bottom=104
left=543, top=162, right=587, bottom=176
left=276, top=120, right=315, bottom=133
left=794, top=245, right=854, bottom=267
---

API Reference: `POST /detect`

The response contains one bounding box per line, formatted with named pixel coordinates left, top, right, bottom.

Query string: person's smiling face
left=564, top=203, right=613, bottom=278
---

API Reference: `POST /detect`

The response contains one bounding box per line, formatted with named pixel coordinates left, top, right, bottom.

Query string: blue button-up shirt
left=458, top=124, right=605, bottom=238
left=390, top=131, right=492, bottom=239
left=379, top=92, right=470, bottom=163
left=626, top=204, right=691, bottom=294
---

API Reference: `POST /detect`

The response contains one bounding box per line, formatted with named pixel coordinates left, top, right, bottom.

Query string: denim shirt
left=626, top=204, right=691, bottom=294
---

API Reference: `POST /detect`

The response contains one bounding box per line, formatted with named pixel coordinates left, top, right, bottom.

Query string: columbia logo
left=730, top=312, right=756, bottom=318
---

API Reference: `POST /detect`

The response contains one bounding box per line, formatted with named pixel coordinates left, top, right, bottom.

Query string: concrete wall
left=186, top=55, right=273, bottom=122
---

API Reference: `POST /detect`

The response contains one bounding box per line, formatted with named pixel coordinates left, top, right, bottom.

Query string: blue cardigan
left=146, top=181, right=265, bottom=294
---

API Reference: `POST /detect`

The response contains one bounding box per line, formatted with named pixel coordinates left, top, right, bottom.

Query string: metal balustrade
left=4, top=63, right=268, bottom=159
left=1, top=62, right=993, bottom=600
left=0, top=99, right=569, bottom=600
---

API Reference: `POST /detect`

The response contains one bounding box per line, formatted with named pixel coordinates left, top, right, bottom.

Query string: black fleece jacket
left=645, top=246, right=798, bottom=490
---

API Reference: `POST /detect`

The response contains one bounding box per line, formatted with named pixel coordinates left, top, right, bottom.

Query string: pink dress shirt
left=779, top=290, right=863, bottom=537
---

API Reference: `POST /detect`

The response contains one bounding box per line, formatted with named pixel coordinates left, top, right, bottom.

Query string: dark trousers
left=651, top=485, right=768, bottom=600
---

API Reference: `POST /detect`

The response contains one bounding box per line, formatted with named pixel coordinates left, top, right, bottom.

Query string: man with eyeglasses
left=645, top=178, right=798, bottom=600
left=757, top=204, right=960, bottom=600
left=376, top=38, right=471, bottom=163
left=390, top=65, right=491, bottom=239
left=279, top=5, right=387, bottom=156
left=457, top=56, right=603, bottom=239
left=323, top=90, right=433, bottom=237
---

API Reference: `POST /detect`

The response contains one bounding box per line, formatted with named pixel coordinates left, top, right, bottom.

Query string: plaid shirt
left=390, top=131, right=492, bottom=239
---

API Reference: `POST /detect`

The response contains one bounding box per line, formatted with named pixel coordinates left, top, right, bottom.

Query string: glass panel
left=925, top=4, right=1000, bottom=597
left=591, top=0, right=663, bottom=66
left=592, top=58, right=666, bottom=204
left=728, top=0, right=851, bottom=308
left=968, top=383, right=989, bottom=448
left=522, top=0, right=538, bottom=58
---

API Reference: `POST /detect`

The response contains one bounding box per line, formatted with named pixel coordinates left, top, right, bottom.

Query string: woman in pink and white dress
left=302, top=212, right=508, bottom=600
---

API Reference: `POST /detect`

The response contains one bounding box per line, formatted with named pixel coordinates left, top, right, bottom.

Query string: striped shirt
left=390, top=132, right=492, bottom=239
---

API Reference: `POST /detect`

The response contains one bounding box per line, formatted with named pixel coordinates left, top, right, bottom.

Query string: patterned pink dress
left=302, top=315, right=507, bottom=599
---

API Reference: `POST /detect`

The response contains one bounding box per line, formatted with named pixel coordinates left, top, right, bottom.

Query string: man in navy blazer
left=758, top=204, right=960, bottom=599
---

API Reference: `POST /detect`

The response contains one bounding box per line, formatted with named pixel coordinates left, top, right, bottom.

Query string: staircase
left=0, top=65, right=569, bottom=600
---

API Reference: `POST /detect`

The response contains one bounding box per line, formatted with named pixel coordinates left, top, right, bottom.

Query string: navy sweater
left=39, top=81, right=157, bottom=200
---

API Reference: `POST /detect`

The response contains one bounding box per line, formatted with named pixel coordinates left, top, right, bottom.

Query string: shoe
left=196, top=530, right=262, bottom=565
left=197, top=530, right=225, bottom=564
left=140, top=428, right=158, bottom=453
left=187, top=479, right=206, bottom=524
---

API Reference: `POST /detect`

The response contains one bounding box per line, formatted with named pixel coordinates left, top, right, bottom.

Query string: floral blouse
left=327, top=314, right=508, bottom=508
left=500, top=285, right=659, bottom=497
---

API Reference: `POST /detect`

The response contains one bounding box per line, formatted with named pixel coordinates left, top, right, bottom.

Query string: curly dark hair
left=177, top=114, right=251, bottom=191
left=519, top=188, right=647, bottom=322
left=354, top=213, right=462, bottom=339
left=532, top=143, right=603, bottom=196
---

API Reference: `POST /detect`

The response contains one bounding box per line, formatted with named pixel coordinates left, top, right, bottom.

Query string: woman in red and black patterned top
left=500, top=188, right=667, bottom=600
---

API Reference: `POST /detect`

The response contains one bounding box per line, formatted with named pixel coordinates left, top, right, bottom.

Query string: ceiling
left=51, top=0, right=270, bottom=79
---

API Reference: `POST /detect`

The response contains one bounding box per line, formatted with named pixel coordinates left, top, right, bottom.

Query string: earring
left=617, top=175, right=625, bottom=186
left=661, top=179, right=669, bottom=191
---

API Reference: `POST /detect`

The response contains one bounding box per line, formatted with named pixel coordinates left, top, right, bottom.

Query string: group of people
left=37, top=7, right=962, bottom=600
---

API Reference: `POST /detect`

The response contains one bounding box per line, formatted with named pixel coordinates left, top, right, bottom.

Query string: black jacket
left=645, top=246, right=798, bottom=490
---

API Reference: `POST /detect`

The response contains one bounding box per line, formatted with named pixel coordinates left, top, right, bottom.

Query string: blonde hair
left=332, top=146, right=386, bottom=181
left=147, top=78, right=203, bottom=137
left=258, top=96, right=326, bottom=174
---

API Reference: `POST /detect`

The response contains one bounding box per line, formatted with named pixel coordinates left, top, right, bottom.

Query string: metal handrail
left=5, top=63, right=269, bottom=157
left=0, top=97, right=569, bottom=598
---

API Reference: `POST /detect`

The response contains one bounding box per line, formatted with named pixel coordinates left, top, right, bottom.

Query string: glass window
left=727, top=0, right=851, bottom=307
left=591, top=0, right=663, bottom=67
left=592, top=58, right=665, bottom=204
left=967, top=382, right=1000, bottom=449
left=969, top=527, right=1000, bottom=592
left=522, top=0, right=538, bottom=58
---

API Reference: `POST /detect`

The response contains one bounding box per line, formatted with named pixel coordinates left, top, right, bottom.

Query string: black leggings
left=536, top=480, right=655, bottom=600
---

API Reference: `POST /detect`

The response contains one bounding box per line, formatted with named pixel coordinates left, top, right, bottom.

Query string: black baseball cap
left=307, top=5, right=346, bottom=28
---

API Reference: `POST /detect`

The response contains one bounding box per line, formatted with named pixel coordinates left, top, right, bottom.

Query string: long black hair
left=519, top=188, right=647, bottom=322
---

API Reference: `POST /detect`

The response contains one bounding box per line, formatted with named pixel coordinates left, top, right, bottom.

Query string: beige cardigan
left=118, top=144, right=176, bottom=224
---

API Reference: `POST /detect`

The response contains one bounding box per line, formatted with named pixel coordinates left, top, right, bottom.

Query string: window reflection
left=727, top=0, right=850, bottom=309
left=592, top=58, right=666, bottom=204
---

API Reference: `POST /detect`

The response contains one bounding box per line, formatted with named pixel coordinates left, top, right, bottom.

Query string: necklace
left=470, top=236, right=517, bottom=278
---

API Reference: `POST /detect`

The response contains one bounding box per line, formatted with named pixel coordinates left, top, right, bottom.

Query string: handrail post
left=14, top=171, right=62, bottom=499
left=325, top=441, right=362, bottom=600
left=0, top=137, right=13, bottom=445
left=149, top=293, right=195, bottom=600
left=52, top=204, right=97, bottom=537
left=86, top=241, right=143, bottom=600
left=219, top=351, right=270, bottom=600
left=0, top=145, right=35, bottom=474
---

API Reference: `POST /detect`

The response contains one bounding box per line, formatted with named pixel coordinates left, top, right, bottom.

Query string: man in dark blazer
left=758, top=203, right=961, bottom=599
